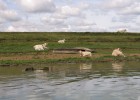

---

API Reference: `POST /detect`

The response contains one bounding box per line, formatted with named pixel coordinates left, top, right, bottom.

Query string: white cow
left=58, top=39, right=65, bottom=44
left=112, top=48, right=125, bottom=57
left=33, top=43, right=48, bottom=51
left=117, top=28, right=127, bottom=33
left=79, top=50, right=92, bottom=57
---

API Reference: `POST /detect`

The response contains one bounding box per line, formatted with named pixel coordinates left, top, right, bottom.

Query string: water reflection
left=0, top=62, right=140, bottom=100
left=80, top=63, right=92, bottom=73
left=112, top=62, right=124, bottom=72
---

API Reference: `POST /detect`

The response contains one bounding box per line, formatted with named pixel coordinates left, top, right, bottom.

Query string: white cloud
left=52, top=4, right=87, bottom=19
left=0, top=17, right=4, bottom=24
left=60, top=3, right=91, bottom=17
left=52, top=25, right=71, bottom=32
left=65, top=18, right=98, bottom=32
left=101, top=0, right=140, bottom=16
left=112, top=15, right=136, bottom=23
left=0, top=0, right=21, bottom=22
left=79, top=3, right=90, bottom=10
left=18, top=0, right=56, bottom=13
left=5, top=19, right=40, bottom=32
left=41, top=15, right=64, bottom=25
left=41, top=17, right=69, bottom=32
left=72, top=19, right=96, bottom=26
left=0, top=0, right=7, bottom=10
left=1, top=0, right=140, bottom=32
left=0, top=10, right=20, bottom=21
left=51, top=13, right=68, bottom=19
left=93, top=0, right=140, bottom=32
left=40, top=4, right=88, bottom=31
left=54, top=5, right=86, bottom=19
left=103, top=0, right=132, bottom=9
left=120, top=2, right=140, bottom=15
left=61, top=6, right=80, bottom=16
left=6, top=26, right=18, bottom=32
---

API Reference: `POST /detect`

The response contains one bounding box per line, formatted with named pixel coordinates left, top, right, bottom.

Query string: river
left=0, top=61, right=140, bottom=100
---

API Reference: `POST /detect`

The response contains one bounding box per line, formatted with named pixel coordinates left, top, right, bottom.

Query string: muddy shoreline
left=0, top=53, right=140, bottom=66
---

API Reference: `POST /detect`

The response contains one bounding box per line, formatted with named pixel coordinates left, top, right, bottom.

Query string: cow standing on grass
left=112, top=48, right=126, bottom=57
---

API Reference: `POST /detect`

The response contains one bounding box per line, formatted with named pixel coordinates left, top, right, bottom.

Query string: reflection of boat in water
left=24, top=67, right=50, bottom=78
left=24, top=67, right=49, bottom=72
left=80, top=63, right=92, bottom=73
left=112, top=62, right=124, bottom=72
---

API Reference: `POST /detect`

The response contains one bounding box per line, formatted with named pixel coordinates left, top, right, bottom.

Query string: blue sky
left=0, top=0, right=140, bottom=32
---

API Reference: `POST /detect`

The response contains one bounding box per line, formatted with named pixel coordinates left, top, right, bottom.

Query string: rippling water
left=0, top=61, right=140, bottom=100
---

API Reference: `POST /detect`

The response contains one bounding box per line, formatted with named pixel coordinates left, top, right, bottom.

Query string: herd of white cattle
left=33, top=39, right=126, bottom=57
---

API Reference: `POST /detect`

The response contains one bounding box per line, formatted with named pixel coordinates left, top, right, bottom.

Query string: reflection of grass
left=0, top=56, right=140, bottom=66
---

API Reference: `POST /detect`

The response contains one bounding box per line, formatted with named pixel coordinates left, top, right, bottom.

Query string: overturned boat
left=53, top=47, right=95, bottom=54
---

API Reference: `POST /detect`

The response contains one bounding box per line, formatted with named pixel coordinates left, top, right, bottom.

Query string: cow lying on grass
left=112, top=48, right=126, bottom=57
left=33, top=43, right=48, bottom=51
left=58, top=39, right=65, bottom=44
left=117, top=29, right=127, bottom=33
left=79, top=50, right=92, bottom=57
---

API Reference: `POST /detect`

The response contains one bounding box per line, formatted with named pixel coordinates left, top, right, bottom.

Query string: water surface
left=0, top=61, right=140, bottom=100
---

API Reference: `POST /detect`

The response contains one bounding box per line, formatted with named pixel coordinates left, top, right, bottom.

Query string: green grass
left=0, top=32, right=139, bottom=65
left=0, top=32, right=140, bottom=53
left=0, top=32, right=140, bottom=42
left=0, top=41, right=139, bottom=53
left=0, top=56, right=140, bottom=66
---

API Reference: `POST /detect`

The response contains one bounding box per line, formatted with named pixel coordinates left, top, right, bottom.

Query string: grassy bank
left=0, top=32, right=139, bottom=65
left=0, top=32, right=140, bottom=53
left=0, top=56, right=140, bottom=66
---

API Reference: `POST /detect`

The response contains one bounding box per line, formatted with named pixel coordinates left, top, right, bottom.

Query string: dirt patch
left=0, top=53, right=80, bottom=60
left=129, top=54, right=140, bottom=56
left=0, top=53, right=139, bottom=61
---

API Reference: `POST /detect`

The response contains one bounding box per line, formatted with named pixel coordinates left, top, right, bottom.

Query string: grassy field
left=0, top=32, right=140, bottom=65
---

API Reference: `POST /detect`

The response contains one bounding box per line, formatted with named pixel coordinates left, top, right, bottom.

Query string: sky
left=0, top=0, right=140, bottom=32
